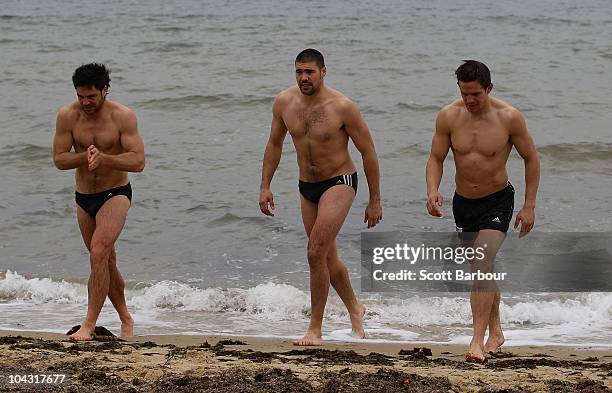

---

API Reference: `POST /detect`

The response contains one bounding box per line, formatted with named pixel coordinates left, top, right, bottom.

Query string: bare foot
left=293, top=330, right=322, bottom=346
left=465, top=352, right=487, bottom=364
left=120, top=315, right=134, bottom=339
left=349, top=303, right=367, bottom=339
left=484, top=333, right=505, bottom=353
left=69, top=323, right=94, bottom=341
left=465, top=342, right=486, bottom=364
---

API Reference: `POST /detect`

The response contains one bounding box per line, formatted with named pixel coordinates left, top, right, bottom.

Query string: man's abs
left=295, top=146, right=355, bottom=182
left=454, top=160, right=510, bottom=199
left=452, top=135, right=512, bottom=198
left=75, top=166, right=129, bottom=194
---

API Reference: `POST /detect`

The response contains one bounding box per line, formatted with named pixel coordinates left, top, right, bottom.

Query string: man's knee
left=307, top=238, right=330, bottom=267
left=108, top=249, right=117, bottom=269
left=90, top=239, right=113, bottom=266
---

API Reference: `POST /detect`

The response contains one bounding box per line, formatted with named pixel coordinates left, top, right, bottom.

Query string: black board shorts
left=452, top=182, right=514, bottom=240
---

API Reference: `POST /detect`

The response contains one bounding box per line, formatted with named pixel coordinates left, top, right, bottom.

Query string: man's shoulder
left=491, top=98, right=523, bottom=123
left=437, top=100, right=463, bottom=120
left=325, top=88, right=357, bottom=114
left=272, top=88, right=297, bottom=116
left=275, top=87, right=298, bottom=102
left=107, top=101, right=136, bottom=122
left=107, top=100, right=134, bottom=114
left=272, top=87, right=298, bottom=110
left=57, top=101, right=80, bottom=120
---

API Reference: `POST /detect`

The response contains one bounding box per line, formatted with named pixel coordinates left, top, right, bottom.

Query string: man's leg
left=108, top=248, right=134, bottom=337
left=326, top=241, right=366, bottom=338
left=294, top=186, right=355, bottom=346
left=484, top=286, right=504, bottom=353
left=75, top=206, right=134, bottom=338
left=467, top=229, right=506, bottom=362
left=70, top=196, right=130, bottom=341
left=300, top=196, right=366, bottom=340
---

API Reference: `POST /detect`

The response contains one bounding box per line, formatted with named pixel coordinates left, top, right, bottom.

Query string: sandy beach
left=0, top=330, right=610, bottom=392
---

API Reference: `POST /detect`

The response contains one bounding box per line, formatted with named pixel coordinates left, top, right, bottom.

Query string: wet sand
left=0, top=330, right=610, bottom=392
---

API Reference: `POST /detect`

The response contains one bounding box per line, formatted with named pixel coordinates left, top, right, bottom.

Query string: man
left=259, top=49, right=382, bottom=346
left=53, top=63, right=145, bottom=341
left=426, top=60, right=540, bottom=363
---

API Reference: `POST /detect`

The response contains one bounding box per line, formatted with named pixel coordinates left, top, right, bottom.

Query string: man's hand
left=259, top=189, right=275, bottom=216
left=87, top=145, right=105, bottom=171
left=514, top=206, right=535, bottom=238
left=427, top=191, right=443, bottom=217
left=364, top=201, right=382, bottom=228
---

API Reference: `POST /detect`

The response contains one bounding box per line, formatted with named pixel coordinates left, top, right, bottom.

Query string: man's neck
left=469, top=99, right=491, bottom=117
left=300, top=85, right=325, bottom=104
left=81, top=100, right=106, bottom=120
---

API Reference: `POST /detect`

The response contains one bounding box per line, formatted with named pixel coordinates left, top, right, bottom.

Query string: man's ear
left=321, top=66, right=327, bottom=78
left=486, top=83, right=493, bottom=94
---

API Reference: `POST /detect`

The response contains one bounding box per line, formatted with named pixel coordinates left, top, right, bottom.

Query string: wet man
left=259, top=49, right=382, bottom=346
left=426, top=60, right=540, bottom=363
left=53, top=63, right=145, bottom=340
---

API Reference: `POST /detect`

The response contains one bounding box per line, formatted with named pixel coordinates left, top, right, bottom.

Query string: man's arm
left=426, top=109, right=452, bottom=217
left=341, top=99, right=382, bottom=228
left=88, top=109, right=145, bottom=172
left=53, top=108, right=87, bottom=170
left=259, top=95, right=288, bottom=216
left=509, top=109, right=540, bottom=237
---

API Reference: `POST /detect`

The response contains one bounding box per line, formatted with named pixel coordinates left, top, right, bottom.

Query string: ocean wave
left=503, top=293, right=612, bottom=325
left=0, top=144, right=51, bottom=165
left=395, top=102, right=442, bottom=112
left=136, top=94, right=273, bottom=111
left=537, top=142, right=612, bottom=162
left=0, top=271, right=85, bottom=303
left=2, top=271, right=611, bottom=328
left=380, top=144, right=430, bottom=159
left=487, top=14, right=592, bottom=27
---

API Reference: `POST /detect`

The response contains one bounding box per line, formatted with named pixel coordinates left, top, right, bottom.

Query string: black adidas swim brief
left=299, top=172, right=358, bottom=204
left=75, top=183, right=132, bottom=218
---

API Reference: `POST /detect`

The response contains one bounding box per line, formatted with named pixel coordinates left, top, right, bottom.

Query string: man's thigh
left=309, top=186, right=355, bottom=243
left=91, top=196, right=131, bottom=247
left=472, top=229, right=506, bottom=271
left=300, top=195, right=318, bottom=237
left=77, top=207, right=96, bottom=251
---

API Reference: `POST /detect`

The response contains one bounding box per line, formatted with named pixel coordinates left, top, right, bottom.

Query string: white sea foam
left=0, top=270, right=86, bottom=303
left=1, top=271, right=610, bottom=345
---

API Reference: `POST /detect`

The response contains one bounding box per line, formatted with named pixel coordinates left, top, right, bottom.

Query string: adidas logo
left=492, top=217, right=501, bottom=223
left=107, top=193, right=113, bottom=198
left=336, top=180, right=343, bottom=185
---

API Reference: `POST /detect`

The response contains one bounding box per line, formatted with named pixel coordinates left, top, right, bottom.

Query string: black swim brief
left=75, top=183, right=132, bottom=218
left=299, top=172, right=358, bottom=204
left=452, top=182, right=514, bottom=239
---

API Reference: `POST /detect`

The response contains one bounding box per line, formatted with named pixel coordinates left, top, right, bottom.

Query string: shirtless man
left=53, top=63, right=145, bottom=341
left=259, top=49, right=382, bottom=346
left=426, top=60, right=540, bottom=363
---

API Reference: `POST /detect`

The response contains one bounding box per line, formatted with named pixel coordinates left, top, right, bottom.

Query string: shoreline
left=0, top=329, right=610, bottom=392
left=2, top=327, right=611, bottom=351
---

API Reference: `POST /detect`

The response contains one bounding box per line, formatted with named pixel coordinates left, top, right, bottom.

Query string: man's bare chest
left=450, top=120, right=510, bottom=157
left=72, top=120, right=121, bottom=151
left=285, top=107, right=343, bottom=141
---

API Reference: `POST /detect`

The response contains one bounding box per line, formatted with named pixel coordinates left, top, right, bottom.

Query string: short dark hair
left=72, top=63, right=111, bottom=91
left=295, top=49, right=325, bottom=68
left=455, top=60, right=491, bottom=89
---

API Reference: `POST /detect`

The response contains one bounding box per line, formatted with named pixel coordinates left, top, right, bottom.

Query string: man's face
left=76, top=85, right=107, bottom=114
left=458, top=80, right=492, bottom=113
left=295, top=61, right=326, bottom=96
